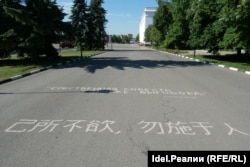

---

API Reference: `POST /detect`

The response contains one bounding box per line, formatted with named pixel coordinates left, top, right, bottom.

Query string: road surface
left=0, top=44, right=250, bottom=166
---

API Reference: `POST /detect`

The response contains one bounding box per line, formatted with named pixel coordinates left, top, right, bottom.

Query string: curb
left=0, top=54, right=97, bottom=85
left=157, top=50, right=250, bottom=77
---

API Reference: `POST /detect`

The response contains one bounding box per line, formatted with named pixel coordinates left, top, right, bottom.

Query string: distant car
left=59, top=41, right=75, bottom=48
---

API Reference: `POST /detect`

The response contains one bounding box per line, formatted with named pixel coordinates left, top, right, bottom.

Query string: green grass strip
left=0, top=50, right=106, bottom=80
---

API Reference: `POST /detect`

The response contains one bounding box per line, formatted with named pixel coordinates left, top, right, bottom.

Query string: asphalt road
left=0, top=44, right=250, bottom=167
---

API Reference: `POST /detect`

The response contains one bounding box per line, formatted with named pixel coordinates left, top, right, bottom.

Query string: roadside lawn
left=0, top=50, right=105, bottom=80
left=185, top=54, right=250, bottom=71
left=155, top=46, right=250, bottom=72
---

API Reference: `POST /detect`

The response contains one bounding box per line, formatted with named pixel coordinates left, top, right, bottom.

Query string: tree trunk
left=236, top=48, right=242, bottom=56
left=245, top=51, right=249, bottom=56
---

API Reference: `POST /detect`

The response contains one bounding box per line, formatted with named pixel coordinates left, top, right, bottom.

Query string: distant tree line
left=145, top=0, right=250, bottom=55
left=111, top=34, right=132, bottom=44
left=0, top=0, right=107, bottom=59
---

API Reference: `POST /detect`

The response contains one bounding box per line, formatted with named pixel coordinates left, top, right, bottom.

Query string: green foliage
left=111, top=35, right=131, bottom=44
left=219, top=0, right=250, bottom=52
left=150, top=27, right=161, bottom=47
left=70, top=0, right=88, bottom=50
left=111, top=35, right=122, bottom=43
left=144, top=25, right=153, bottom=43
left=164, top=0, right=190, bottom=49
left=1, top=0, right=66, bottom=59
left=157, top=0, right=169, bottom=6
left=187, top=0, right=225, bottom=54
left=0, top=0, right=22, bottom=58
left=153, top=0, right=250, bottom=54
left=153, top=3, right=172, bottom=42
left=144, top=25, right=161, bottom=47
left=89, top=0, right=107, bottom=50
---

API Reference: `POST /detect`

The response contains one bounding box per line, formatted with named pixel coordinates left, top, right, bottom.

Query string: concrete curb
left=157, top=50, right=250, bottom=77
left=0, top=54, right=97, bottom=85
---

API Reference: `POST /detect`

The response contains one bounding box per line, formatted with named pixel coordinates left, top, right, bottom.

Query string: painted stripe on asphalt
left=245, top=71, right=250, bottom=75
left=229, top=67, right=238, bottom=71
left=30, top=69, right=41, bottom=74
left=11, top=75, right=22, bottom=80
left=218, top=64, right=225, bottom=68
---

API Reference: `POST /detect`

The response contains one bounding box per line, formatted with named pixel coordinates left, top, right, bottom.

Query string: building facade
left=139, top=7, right=157, bottom=44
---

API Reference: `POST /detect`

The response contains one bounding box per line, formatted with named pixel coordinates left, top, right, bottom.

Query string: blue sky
left=57, top=0, right=158, bottom=37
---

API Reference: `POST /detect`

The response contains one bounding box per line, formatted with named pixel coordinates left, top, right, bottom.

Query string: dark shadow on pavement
left=63, top=56, right=209, bottom=73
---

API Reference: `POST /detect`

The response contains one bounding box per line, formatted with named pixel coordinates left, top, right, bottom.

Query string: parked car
left=59, top=41, right=75, bottom=48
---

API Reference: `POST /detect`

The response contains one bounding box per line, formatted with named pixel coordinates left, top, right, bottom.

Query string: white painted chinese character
left=86, top=120, right=101, bottom=132
left=224, top=123, right=250, bottom=136
left=165, top=121, right=195, bottom=135
left=123, top=88, right=129, bottom=94
left=138, top=121, right=164, bottom=134
left=99, top=120, right=121, bottom=134
left=190, top=122, right=213, bottom=135
left=5, top=119, right=37, bottom=133
left=63, top=120, right=86, bottom=132
left=27, top=120, right=62, bottom=132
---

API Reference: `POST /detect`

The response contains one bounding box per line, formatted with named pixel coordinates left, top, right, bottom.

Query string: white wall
left=139, top=7, right=157, bottom=44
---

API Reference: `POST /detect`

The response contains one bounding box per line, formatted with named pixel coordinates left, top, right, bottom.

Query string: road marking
left=11, top=75, right=22, bottom=80
left=5, top=119, right=249, bottom=137
left=245, top=71, right=250, bottom=75
left=218, top=64, right=225, bottom=68
left=229, top=67, right=238, bottom=71
left=30, top=69, right=40, bottom=74
left=47, top=87, right=207, bottom=98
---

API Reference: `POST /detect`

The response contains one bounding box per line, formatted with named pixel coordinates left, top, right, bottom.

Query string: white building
left=139, top=7, right=157, bottom=44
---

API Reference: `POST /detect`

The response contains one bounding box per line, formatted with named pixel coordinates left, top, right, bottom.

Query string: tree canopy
left=88, top=0, right=107, bottom=50
left=71, top=0, right=88, bottom=56
left=0, top=0, right=108, bottom=59
left=150, top=0, right=250, bottom=54
left=1, top=0, right=66, bottom=58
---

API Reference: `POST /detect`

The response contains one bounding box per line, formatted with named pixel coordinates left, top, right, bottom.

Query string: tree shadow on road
left=64, top=56, right=209, bottom=73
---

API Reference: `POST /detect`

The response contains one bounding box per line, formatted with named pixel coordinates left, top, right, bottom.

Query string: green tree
left=144, top=25, right=153, bottom=45
left=144, top=25, right=161, bottom=47
left=219, top=0, right=250, bottom=55
left=164, top=0, right=191, bottom=49
left=153, top=2, right=172, bottom=43
left=0, top=0, right=22, bottom=58
left=187, top=0, right=224, bottom=54
left=156, top=0, right=169, bottom=6
left=89, top=0, right=107, bottom=50
left=111, top=35, right=122, bottom=43
left=150, top=26, right=161, bottom=48
left=70, top=0, right=88, bottom=57
left=122, top=35, right=131, bottom=44
left=3, top=0, right=66, bottom=59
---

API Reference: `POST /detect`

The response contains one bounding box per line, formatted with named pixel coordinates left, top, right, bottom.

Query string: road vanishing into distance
left=0, top=44, right=250, bottom=166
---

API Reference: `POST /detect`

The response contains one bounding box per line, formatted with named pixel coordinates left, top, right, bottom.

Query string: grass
left=159, top=48, right=189, bottom=54
left=147, top=46, right=189, bottom=54
left=151, top=46, right=250, bottom=71
left=185, top=54, right=250, bottom=71
left=0, top=49, right=106, bottom=80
